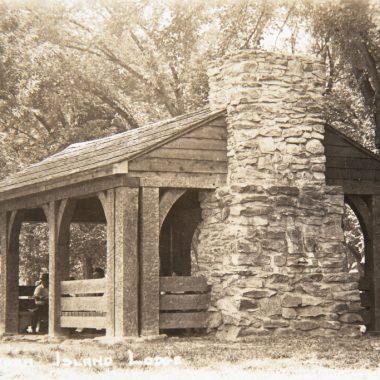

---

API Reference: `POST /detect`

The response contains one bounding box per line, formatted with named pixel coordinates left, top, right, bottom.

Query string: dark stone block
left=268, top=274, right=293, bottom=283
left=276, top=196, right=298, bottom=207
left=243, top=289, right=277, bottom=298
left=237, top=185, right=264, bottom=193
left=239, top=299, right=259, bottom=310
left=237, top=270, right=258, bottom=277
left=292, top=275, right=323, bottom=285
left=240, top=206, right=274, bottom=217
left=268, top=186, right=300, bottom=196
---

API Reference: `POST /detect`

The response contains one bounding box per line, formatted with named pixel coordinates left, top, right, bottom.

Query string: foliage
left=69, top=223, right=106, bottom=280
left=1, top=0, right=284, bottom=283
left=19, top=222, right=106, bottom=284
left=4, top=0, right=380, bottom=282
left=304, top=0, right=380, bottom=149
left=19, top=223, right=49, bottom=285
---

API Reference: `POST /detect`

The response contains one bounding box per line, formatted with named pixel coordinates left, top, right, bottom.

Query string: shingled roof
left=0, top=107, right=226, bottom=198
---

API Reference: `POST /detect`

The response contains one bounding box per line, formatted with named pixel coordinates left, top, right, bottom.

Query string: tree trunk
left=82, top=255, right=93, bottom=279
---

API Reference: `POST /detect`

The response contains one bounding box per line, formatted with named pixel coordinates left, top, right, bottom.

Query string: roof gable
left=0, top=107, right=226, bottom=199
left=325, top=125, right=380, bottom=189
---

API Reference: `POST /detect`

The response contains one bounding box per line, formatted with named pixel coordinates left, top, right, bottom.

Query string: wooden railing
left=60, top=278, right=106, bottom=329
left=18, top=285, right=36, bottom=332
left=21, top=277, right=210, bottom=332
left=358, top=276, right=371, bottom=326
left=159, top=276, right=211, bottom=329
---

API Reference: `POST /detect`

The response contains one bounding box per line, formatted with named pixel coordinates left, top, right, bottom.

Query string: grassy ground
left=0, top=333, right=380, bottom=379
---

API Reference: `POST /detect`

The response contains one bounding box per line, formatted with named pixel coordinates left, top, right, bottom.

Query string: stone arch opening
left=344, top=195, right=372, bottom=330
left=343, top=202, right=365, bottom=276
left=344, top=196, right=371, bottom=277
left=159, top=190, right=202, bottom=276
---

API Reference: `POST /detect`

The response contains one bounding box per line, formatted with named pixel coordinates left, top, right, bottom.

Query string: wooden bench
left=159, top=276, right=211, bottom=330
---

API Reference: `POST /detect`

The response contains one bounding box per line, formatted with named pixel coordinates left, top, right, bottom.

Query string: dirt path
left=0, top=334, right=379, bottom=379
left=0, top=357, right=380, bottom=380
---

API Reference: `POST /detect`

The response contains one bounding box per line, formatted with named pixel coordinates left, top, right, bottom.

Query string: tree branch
left=241, top=10, right=265, bottom=49
left=356, top=40, right=380, bottom=147
left=273, top=5, right=295, bottom=49
left=324, top=45, right=335, bottom=94
left=32, top=111, right=54, bottom=136
left=5, top=124, right=40, bottom=142
left=85, top=82, right=139, bottom=129
left=127, top=31, right=181, bottom=115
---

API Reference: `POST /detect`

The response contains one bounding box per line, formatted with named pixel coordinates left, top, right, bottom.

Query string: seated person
left=31, top=273, right=49, bottom=333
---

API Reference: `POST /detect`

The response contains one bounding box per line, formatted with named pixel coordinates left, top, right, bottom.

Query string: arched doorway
left=69, top=196, right=107, bottom=280
left=158, top=189, right=210, bottom=335
left=159, top=190, right=202, bottom=277
left=343, top=203, right=365, bottom=276
left=344, top=195, right=372, bottom=330
left=18, top=208, right=49, bottom=333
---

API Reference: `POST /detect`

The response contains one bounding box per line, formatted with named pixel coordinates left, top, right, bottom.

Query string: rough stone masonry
left=196, top=49, right=363, bottom=339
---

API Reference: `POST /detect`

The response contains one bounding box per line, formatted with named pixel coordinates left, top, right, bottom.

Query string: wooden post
left=114, top=187, right=139, bottom=336
left=101, top=190, right=116, bottom=337
left=140, top=187, right=160, bottom=336
left=57, top=199, right=76, bottom=281
left=0, top=211, right=22, bottom=334
left=371, top=195, right=380, bottom=331
left=46, top=201, right=61, bottom=336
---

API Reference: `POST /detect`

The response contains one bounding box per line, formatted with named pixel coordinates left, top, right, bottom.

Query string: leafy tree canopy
left=3, top=0, right=380, bottom=281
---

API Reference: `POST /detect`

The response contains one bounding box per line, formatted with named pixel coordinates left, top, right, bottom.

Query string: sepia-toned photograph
left=0, top=0, right=379, bottom=378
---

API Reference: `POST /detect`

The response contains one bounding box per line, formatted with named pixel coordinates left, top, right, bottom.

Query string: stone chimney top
left=207, top=49, right=326, bottom=187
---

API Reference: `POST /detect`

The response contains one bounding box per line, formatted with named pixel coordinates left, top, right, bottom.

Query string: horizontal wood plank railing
left=60, top=278, right=106, bottom=329
left=358, top=276, right=372, bottom=326
left=18, top=285, right=37, bottom=332
left=159, top=276, right=211, bottom=330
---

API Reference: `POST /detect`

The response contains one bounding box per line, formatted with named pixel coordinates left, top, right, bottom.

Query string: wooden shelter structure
left=1, top=104, right=380, bottom=336
left=0, top=107, right=226, bottom=337
left=324, top=126, right=380, bottom=331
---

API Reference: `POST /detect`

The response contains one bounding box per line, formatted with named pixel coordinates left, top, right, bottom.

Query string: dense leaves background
left=3, top=0, right=376, bottom=282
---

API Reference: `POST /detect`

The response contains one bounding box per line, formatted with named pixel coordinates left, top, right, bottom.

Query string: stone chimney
left=197, top=50, right=363, bottom=340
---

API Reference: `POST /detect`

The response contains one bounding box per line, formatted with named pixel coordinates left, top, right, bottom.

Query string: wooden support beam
left=99, top=187, right=139, bottom=337
left=0, top=175, right=139, bottom=213
left=45, top=201, right=61, bottom=336
left=136, top=172, right=226, bottom=189
left=114, top=187, right=139, bottom=336
left=140, top=187, right=160, bottom=336
left=159, top=189, right=186, bottom=230
left=43, top=198, right=76, bottom=336
left=57, top=199, right=76, bottom=281
left=371, top=195, right=380, bottom=331
left=326, top=179, right=380, bottom=195
left=0, top=210, right=23, bottom=334
left=98, top=190, right=116, bottom=337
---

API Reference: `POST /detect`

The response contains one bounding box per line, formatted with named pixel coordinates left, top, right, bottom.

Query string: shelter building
left=0, top=50, right=379, bottom=338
